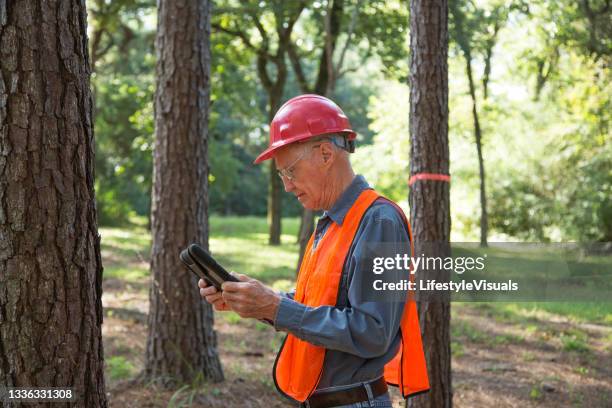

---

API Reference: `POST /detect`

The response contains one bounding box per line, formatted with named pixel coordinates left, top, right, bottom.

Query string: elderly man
left=199, top=95, right=428, bottom=408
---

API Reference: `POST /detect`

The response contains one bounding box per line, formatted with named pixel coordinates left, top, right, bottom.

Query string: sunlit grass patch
left=100, top=226, right=152, bottom=251
left=223, top=312, right=242, bottom=325
left=100, top=226, right=152, bottom=277
left=106, top=355, right=136, bottom=380
left=104, top=265, right=149, bottom=282
left=451, top=341, right=465, bottom=357
left=209, top=216, right=300, bottom=284
left=559, top=329, right=591, bottom=353
left=469, top=302, right=612, bottom=326
left=452, top=320, right=487, bottom=343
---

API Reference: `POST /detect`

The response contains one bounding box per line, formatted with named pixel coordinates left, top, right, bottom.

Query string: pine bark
left=407, top=0, right=452, bottom=407
left=0, top=0, right=107, bottom=406
left=144, top=0, right=223, bottom=385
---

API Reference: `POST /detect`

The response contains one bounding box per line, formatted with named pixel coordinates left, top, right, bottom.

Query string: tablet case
left=180, top=243, right=239, bottom=289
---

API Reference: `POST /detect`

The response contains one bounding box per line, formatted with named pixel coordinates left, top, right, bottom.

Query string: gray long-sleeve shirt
left=273, top=175, right=410, bottom=390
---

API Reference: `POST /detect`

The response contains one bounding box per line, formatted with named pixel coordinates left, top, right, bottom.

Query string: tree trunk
left=407, top=0, right=452, bottom=407
left=267, top=92, right=283, bottom=246
left=268, top=160, right=282, bottom=245
left=0, top=1, right=107, bottom=406
left=295, top=0, right=345, bottom=271
left=296, top=209, right=315, bottom=270
left=464, top=57, right=488, bottom=247
left=145, top=0, right=223, bottom=386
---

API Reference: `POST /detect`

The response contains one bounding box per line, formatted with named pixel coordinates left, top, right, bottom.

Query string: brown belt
left=301, top=377, right=388, bottom=408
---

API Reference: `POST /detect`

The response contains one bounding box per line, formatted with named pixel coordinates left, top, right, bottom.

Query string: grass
left=99, top=216, right=612, bottom=407
left=560, top=329, right=591, bottom=353
left=106, top=356, right=136, bottom=380
left=99, top=215, right=611, bottom=324
left=451, top=320, right=487, bottom=343
left=467, top=301, right=611, bottom=326
left=99, top=215, right=300, bottom=285
left=451, top=243, right=611, bottom=304
left=209, top=216, right=300, bottom=284
left=100, top=224, right=151, bottom=284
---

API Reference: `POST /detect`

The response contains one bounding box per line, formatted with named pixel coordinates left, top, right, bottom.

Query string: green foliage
left=528, top=0, right=611, bottom=62
left=91, top=1, right=156, bottom=226
left=90, top=0, right=610, bottom=243
left=94, top=73, right=154, bottom=225
left=342, top=0, right=410, bottom=80
left=488, top=50, right=611, bottom=242
left=209, top=141, right=242, bottom=203
left=488, top=165, right=556, bottom=241
left=353, top=82, right=409, bottom=203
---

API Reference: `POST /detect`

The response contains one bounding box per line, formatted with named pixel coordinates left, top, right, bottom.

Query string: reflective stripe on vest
left=272, top=189, right=430, bottom=402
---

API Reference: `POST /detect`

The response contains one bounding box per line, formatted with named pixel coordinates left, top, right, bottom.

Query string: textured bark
left=407, top=0, right=452, bottom=407
left=144, top=0, right=223, bottom=385
left=0, top=0, right=107, bottom=406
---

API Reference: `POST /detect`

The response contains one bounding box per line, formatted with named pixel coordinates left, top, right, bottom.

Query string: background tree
left=407, top=0, right=452, bottom=406
left=449, top=0, right=517, bottom=247
left=144, top=0, right=223, bottom=385
left=0, top=0, right=107, bottom=405
left=213, top=1, right=307, bottom=245
left=487, top=0, right=611, bottom=243
left=289, top=0, right=349, bottom=271
left=288, top=0, right=410, bottom=270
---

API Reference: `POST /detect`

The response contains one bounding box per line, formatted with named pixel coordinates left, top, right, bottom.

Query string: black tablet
left=180, top=243, right=239, bottom=290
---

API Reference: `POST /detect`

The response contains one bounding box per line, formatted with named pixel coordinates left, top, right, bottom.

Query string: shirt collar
left=321, top=175, right=371, bottom=226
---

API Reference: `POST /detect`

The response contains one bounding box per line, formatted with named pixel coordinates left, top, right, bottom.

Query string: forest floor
left=99, top=217, right=612, bottom=408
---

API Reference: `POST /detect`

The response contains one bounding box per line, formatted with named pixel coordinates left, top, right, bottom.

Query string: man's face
left=273, top=143, right=325, bottom=210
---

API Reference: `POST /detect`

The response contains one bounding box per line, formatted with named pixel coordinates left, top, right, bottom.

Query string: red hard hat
left=254, top=94, right=356, bottom=164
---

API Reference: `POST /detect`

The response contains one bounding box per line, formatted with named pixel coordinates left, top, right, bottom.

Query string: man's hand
left=198, top=279, right=231, bottom=312
left=221, top=273, right=282, bottom=321
left=198, top=273, right=282, bottom=321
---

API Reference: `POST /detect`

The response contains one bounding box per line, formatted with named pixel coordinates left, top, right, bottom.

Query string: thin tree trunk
left=268, top=92, right=283, bottom=245
left=296, top=209, right=315, bottom=269
left=464, top=57, right=488, bottom=247
left=211, top=5, right=304, bottom=246
left=268, top=161, right=282, bottom=245
left=295, top=0, right=345, bottom=271
left=145, top=0, right=223, bottom=386
left=0, top=1, right=107, bottom=406
left=407, top=0, right=452, bottom=407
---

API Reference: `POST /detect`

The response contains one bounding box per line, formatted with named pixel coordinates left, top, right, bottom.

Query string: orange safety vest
left=273, top=189, right=430, bottom=402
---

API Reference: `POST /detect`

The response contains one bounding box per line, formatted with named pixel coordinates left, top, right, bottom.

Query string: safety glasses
left=276, top=136, right=345, bottom=181
left=276, top=146, right=313, bottom=181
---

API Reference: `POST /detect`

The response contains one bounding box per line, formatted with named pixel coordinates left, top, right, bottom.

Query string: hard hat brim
left=253, top=144, right=280, bottom=164
left=253, top=130, right=356, bottom=164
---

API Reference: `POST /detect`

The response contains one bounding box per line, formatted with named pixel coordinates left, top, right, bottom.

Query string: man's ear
left=320, top=142, right=334, bottom=165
